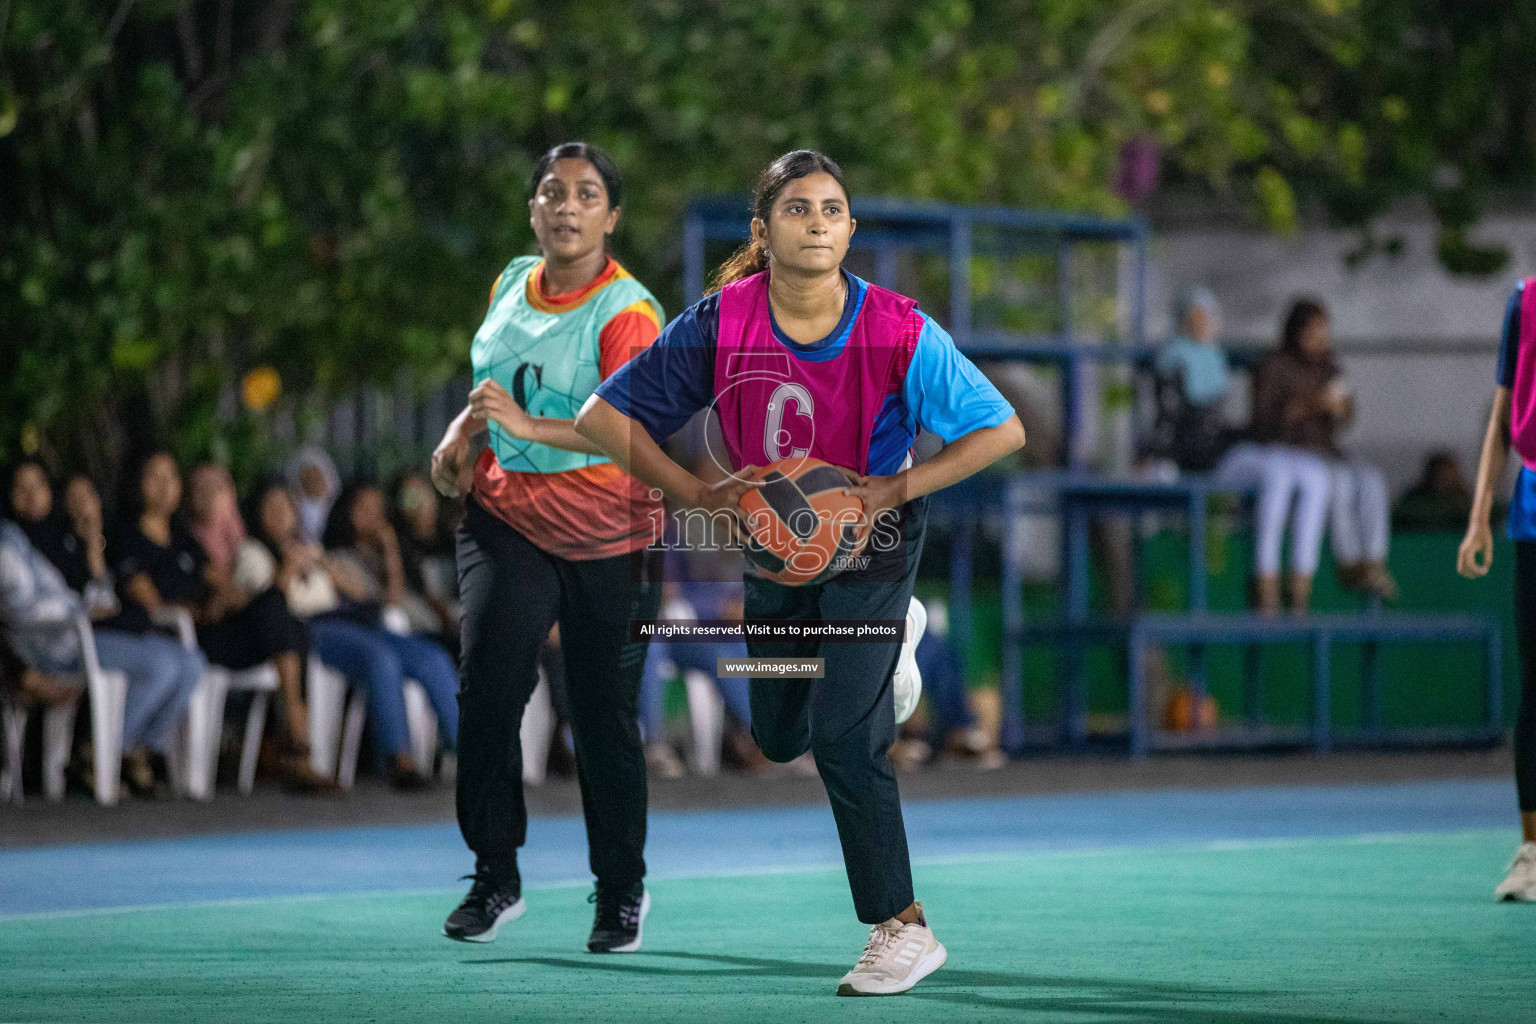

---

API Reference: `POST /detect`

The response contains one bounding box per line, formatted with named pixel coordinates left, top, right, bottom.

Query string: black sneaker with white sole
left=442, top=860, right=525, bottom=942
left=586, top=883, right=649, bottom=953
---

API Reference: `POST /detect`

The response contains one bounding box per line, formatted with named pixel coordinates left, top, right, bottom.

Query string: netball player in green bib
left=431, top=142, right=665, bottom=952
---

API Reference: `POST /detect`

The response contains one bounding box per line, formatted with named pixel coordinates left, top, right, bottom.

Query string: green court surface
left=2, top=830, right=1531, bottom=1023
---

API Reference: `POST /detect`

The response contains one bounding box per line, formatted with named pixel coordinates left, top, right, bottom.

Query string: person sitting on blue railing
left=1254, top=298, right=1395, bottom=603
left=1149, top=287, right=1331, bottom=614
left=1149, top=286, right=1240, bottom=474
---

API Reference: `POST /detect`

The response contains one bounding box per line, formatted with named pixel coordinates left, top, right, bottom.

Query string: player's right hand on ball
left=692, top=470, right=761, bottom=515
left=692, top=470, right=764, bottom=545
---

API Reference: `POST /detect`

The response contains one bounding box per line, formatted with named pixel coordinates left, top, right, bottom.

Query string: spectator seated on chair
left=5, top=461, right=204, bottom=798
left=284, top=445, right=340, bottom=547
left=115, top=453, right=335, bottom=794
left=0, top=520, right=86, bottom=722
left=0, top=510, right=196, bottom=798
left=249, top=481, right=457, bottom=791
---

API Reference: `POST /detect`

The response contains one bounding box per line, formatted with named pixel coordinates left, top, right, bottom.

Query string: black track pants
left=745, top=497, right=927, bottom=923
left=455, top=496, right=661, bottom=889
left=1514, top=542, right=1536, bottom=811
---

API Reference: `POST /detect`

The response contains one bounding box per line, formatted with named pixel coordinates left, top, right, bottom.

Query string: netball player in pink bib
left=1460, top=277, right=1536, bottom=901
left=577, top=151, right=1025, bottom=996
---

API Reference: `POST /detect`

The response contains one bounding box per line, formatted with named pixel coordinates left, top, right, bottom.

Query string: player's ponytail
left=709, top=236, right=770, bottom=292
left=708, top=150, right=847, bottom=293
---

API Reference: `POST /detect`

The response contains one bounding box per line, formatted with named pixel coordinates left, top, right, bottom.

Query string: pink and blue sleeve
left=902, top=315, right=1015, bottom=442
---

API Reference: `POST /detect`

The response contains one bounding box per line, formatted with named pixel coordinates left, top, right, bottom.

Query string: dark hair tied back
left=708, top=150, right=848, bottom=293
left=530, top=141, right=622, bottom=209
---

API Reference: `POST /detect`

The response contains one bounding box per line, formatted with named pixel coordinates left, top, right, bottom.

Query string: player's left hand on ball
left=468, top=379, right=533, bottom=438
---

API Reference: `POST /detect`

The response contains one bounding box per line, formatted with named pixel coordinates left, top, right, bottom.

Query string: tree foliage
left=2, top=0, right=1533, bottom=478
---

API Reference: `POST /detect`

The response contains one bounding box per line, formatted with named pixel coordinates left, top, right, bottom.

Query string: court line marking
left=0, top=827, right=1507, bottom=926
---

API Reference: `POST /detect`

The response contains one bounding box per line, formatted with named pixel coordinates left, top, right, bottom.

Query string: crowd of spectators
left=0, top=449, right=468, bottom=800
left=2, top=447, right=996, bottom=802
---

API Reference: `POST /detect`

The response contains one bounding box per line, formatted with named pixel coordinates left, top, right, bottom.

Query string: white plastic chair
left=683, top=669, right=726, bottom=776
left=0, top=611, right=128, bottom=806
left=155, top=607, right=279, bottom=798
left=306, top=657, right=348, bottom=777
left=319, top=658, right=546, bottom=788
left=331, top=677, right=441, bottom=790
left=212, top=663, right=279, bottom=796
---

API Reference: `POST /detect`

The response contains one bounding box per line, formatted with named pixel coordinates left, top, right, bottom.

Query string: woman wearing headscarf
left=284, top=446, right=341, bottom=546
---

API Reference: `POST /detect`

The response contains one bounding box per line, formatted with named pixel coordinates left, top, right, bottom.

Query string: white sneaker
left=1495, top=842, right=1536, bottom=901
left=836, top=903, right=947, bottom=996
left=892, top=597, right=927, bottom=726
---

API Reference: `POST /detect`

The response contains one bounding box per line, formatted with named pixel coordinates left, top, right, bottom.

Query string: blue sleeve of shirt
left=902, top=314, right=1015, bottom=442
left=594, top=294, right=719, bottom=444
left=1498, top=283, right=1523, bottom=388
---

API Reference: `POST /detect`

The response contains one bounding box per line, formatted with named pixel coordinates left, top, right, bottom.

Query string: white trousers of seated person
left=1216, top=443, right=1331, bottom=577
left=1327, top=459, right=1390, bottom=565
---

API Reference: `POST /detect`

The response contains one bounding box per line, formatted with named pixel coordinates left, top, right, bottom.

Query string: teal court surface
left=2, top=779, right=1533, bottom=1023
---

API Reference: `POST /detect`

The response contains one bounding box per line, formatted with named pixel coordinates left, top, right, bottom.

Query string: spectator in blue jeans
left=243, top=481, right=458, bottom=791
left=638, top=532, right=772, bottom=776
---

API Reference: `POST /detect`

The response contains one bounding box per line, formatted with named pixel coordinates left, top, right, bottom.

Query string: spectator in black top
left=113, top=452, right=336, bottom=794
left=3, top=461, right=201, bottom=796
left=8, top=460, right=86, bottom=589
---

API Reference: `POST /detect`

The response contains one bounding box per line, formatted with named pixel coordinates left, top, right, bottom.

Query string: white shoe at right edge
left=1495, top=842, right=1536, bottom=901
left=836, top=902, right=947, bottom=996
left=892, top=597, right=927, bottom=726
